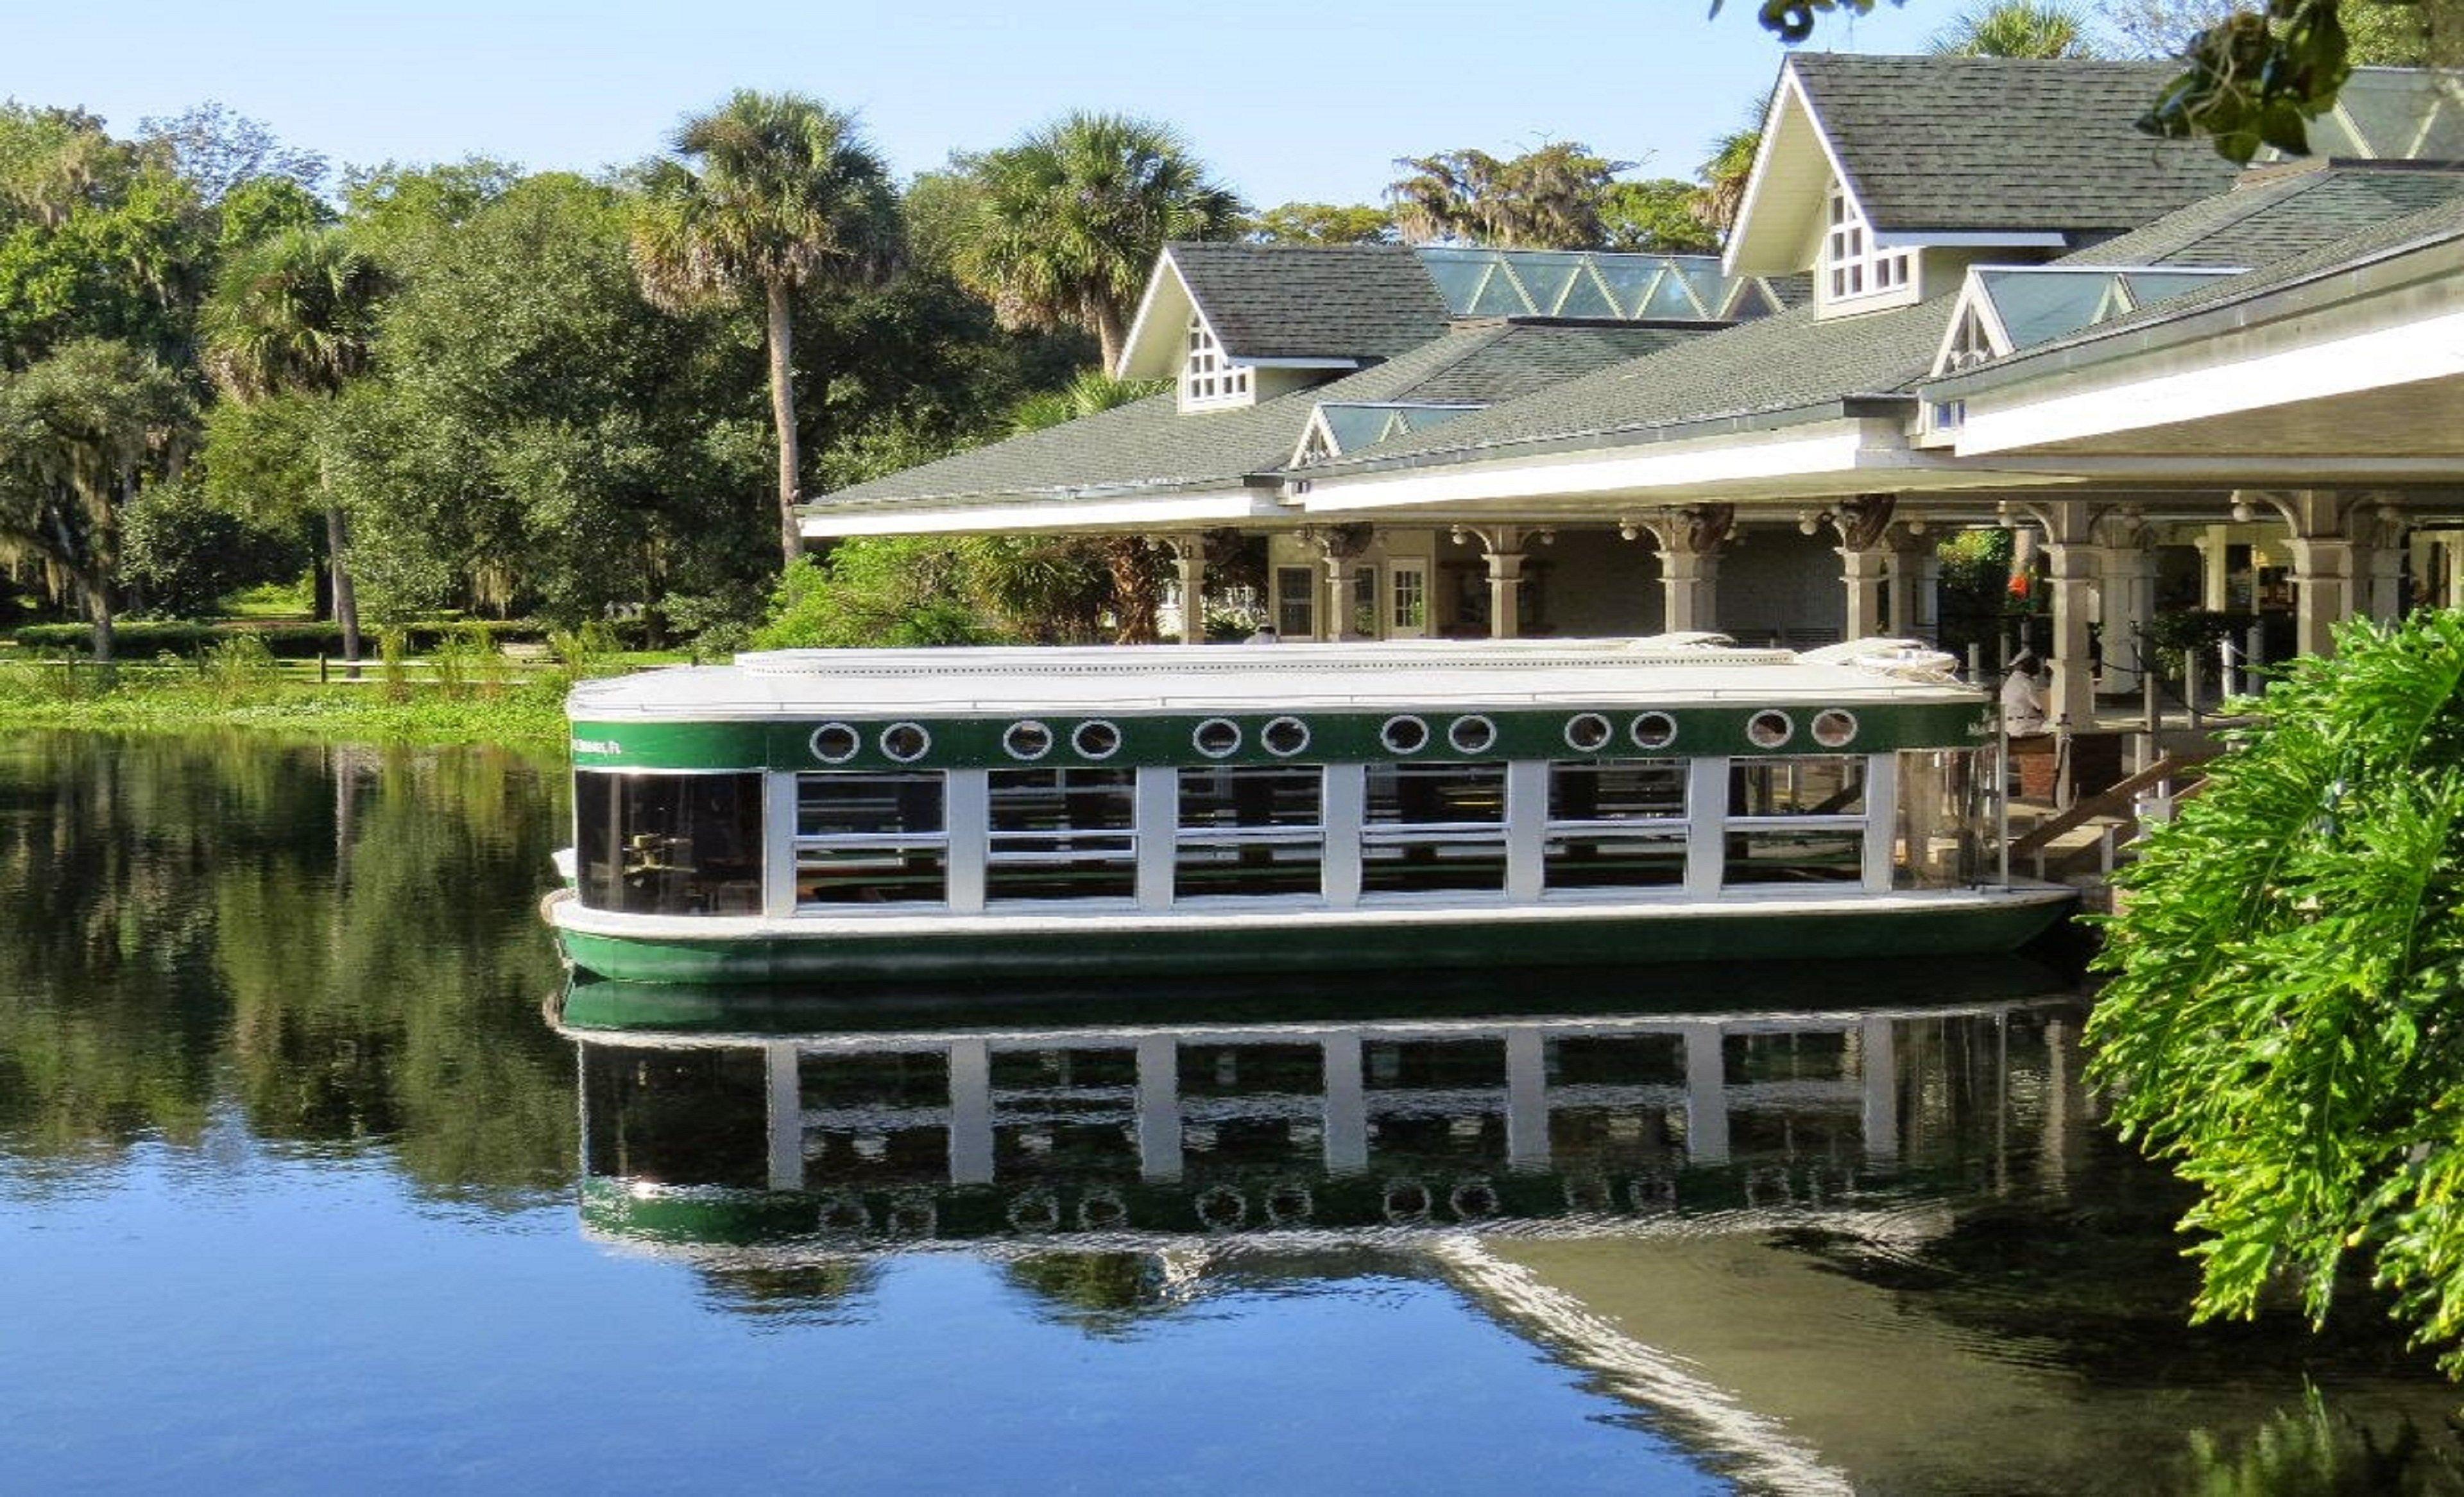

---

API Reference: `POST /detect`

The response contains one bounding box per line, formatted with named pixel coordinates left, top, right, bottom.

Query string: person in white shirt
left=2000, top=652, right=2048, bottom=737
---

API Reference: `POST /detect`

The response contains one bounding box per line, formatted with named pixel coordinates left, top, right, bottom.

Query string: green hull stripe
left=569, top=699, right=1989, bottom=772
left=557, top=898, right=2071, bottom=986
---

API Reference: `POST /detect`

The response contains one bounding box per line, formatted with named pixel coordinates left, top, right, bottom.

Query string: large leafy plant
left=2089, top=611, right=2464, bottom=1371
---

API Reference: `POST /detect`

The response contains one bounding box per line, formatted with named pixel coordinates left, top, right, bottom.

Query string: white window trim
left=1822, top=179, right=1915, bottom=312
left=1180, top=312, right=1253, bottom=411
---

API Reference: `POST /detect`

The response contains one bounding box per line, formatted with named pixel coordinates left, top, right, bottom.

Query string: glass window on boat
left=988, top=768, right=1136, bottom=902
left=795, top=771, right=946, bottom=907
left=1362, top=762, right=1507, bottom=895
left=1725, top=755, right=1865, bottom=885
left=1545, top=758, right=1687, bottom=891
left=1176, top=766, right=1324, bottom=900
left=1894, top=748, right=1989, bottom=889
left=576, top=770, right=764, bottom=916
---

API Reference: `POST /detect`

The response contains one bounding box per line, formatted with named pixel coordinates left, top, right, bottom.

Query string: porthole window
left=880, top=721, right=932, bottom=763
left=1261, top=716, right=1310, bottom=757
left=1192, top=718, right=1242, bottom=758
left=1811, top=708, right=1859, bottom=748
left=1072, top=720, right=1122, bottom=760
left=1003, top=720, right=1052, bottom=761
left=1630, top=712, right=1679, bottom=751
left=1564, top=713, right=1613, bottom=752
left=1448, top=715, right=1497, bottom=754
left=1380, top=715, right=1430, bottom=754
left=1746, top=710, right=1793, bottom=749
left=810, top=723, right=861, bottom=764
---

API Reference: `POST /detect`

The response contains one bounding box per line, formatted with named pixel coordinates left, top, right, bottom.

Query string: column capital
left=1625, top=504, right=1733, bottom=556
left=1299, top=522, right=1374, bottom=563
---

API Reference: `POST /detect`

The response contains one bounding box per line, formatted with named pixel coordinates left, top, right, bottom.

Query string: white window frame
left=1537, top=757, right=1690, bottom=898
left=983, top=767, right=1139, bottom=907
left=1169, top=764, right=1328, bottom=906
left=1180, top=313, right=1253, bottom=411
left=1823, top=180, right=1912, bottom=307
left=786, top=769, right=952, bottom=913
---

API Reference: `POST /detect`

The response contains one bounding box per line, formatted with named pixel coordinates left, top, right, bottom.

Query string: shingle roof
left=1294, top=299, right=1951, bottom=474
left=1167, top=243, right=1451, bottom=362
left=814, top=323, right=1705, bottom=511
left=1941, top=187, right=2464, bottom=381
left=2059, top=160, right=2464, bottom=268
left=1791, top=55, right=2242, bottom=236
left=1301, top=162, right=2464, bottom=476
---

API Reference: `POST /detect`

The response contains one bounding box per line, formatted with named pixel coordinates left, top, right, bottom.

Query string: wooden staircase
left=2010, top=751, right=2216, bottom=881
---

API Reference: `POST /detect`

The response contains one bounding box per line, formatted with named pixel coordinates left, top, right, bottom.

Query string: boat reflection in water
left=556, top=958, right=2085, bottom=1260
left=553, top=961, right=2464, bottom=1495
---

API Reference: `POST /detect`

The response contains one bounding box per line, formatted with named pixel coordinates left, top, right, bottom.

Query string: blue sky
left=10, top=1, right=1950, bottom=205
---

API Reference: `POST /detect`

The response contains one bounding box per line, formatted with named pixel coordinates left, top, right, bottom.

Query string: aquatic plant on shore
left=2089, top=610, right=2464, bottom=1374
left=0, top=657, right=573, bottom=748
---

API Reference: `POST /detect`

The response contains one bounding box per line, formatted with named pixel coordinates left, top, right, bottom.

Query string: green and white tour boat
left=543, top=635, right=2071, bottom=984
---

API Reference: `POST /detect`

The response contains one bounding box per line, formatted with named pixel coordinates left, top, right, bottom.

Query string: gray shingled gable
left=1167, top=242, right=1450, bottom=362
left=1791, top=55, right=2241, bottom=236
left=813, top=322, right=1707, bottom=511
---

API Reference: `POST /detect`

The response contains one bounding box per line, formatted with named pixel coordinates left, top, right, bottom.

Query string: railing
left=2012, top=750, right=2215, bottom=878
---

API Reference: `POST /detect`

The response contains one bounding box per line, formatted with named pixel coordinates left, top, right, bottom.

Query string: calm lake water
left=5, top=730, right=2463, bottom=1495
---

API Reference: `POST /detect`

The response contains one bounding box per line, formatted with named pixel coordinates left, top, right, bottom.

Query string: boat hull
left=546, top=886, right=2075, bottom=986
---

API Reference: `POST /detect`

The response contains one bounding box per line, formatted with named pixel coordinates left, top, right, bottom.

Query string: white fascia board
left=1929, top=271, right=2015, bottom=376
left=1116, top=252, right=1197, bottom=381
left=802, top=489, right=1279, bottom=538
left=1869, top=230, right=2069, bottom=250
left=1290, top=421, right=1908, bottom=513
left=1723, top=67, right=1861, bottom=277
left=1235, top=356, right=1363, bottom=370
left=1954, top=301, right=2464, bottom=456
left=1294, top=407, right=1340, bottom=466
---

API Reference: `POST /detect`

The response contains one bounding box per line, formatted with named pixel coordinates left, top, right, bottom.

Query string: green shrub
left=201, top=635, right=280, bottom=705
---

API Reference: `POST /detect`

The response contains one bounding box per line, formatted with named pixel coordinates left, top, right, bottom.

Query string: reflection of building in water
left=569, top=998, right=2092, bottom=1257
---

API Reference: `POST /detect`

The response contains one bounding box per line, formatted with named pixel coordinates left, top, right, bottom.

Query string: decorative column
left=1681, top=1022, right=1729, bottom=1166
left=1162, top=535, right=1208, bottom=644
left=2092, top=508, right=2156, bottom=697
left=1301, top=523, right=1374, bottom=641
left=1629, top=505, right=1733, bottom=635
left=2030, top=501, right=2098, bottom=730
left=1829, top=494, right=1895, bottom=642
left=2263, top=490, right=2365, bottom=658
left=2359, top=498, right=2410, bottom=624
left=766, top=1043, right=804, bottom=1193
left=1134, top=1034, right=1183, bottom=1182
left=1887, top=518, right=1937, bottom=642
left=2210, top=532, right=2232, bottom=613
left=1449, top=525, right=1551, bottom=639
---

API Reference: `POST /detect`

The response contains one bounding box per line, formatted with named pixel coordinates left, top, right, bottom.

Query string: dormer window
left=1824, top=181, right=1910, bottom=305
left=1181, top=314, right=1251, bottom=411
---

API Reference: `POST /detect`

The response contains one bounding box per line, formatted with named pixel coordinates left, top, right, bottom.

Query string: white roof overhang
left=1932, top=232, right=2464, bottom=468
left=1724, top=66, right=1854, bottom=278
left=801, top=487, right=1285, bottom=539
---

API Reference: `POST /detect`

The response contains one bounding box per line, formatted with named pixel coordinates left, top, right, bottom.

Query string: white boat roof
left=570, top=635, right=1980, bottom=721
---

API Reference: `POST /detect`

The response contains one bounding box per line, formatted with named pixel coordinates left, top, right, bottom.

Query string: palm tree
left=1928, top=2, right=2100, bottom=57
left=632, top=91, right=900, bottom=569
left=1692, top=123, right=1765, bottom=241
left=952, top=112, right=1242, bottom=372
left=201, top=225, right=384, bottom=666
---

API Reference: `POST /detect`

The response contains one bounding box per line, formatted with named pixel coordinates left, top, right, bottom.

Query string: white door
left=1388, top=561, right=1429, bottom=640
